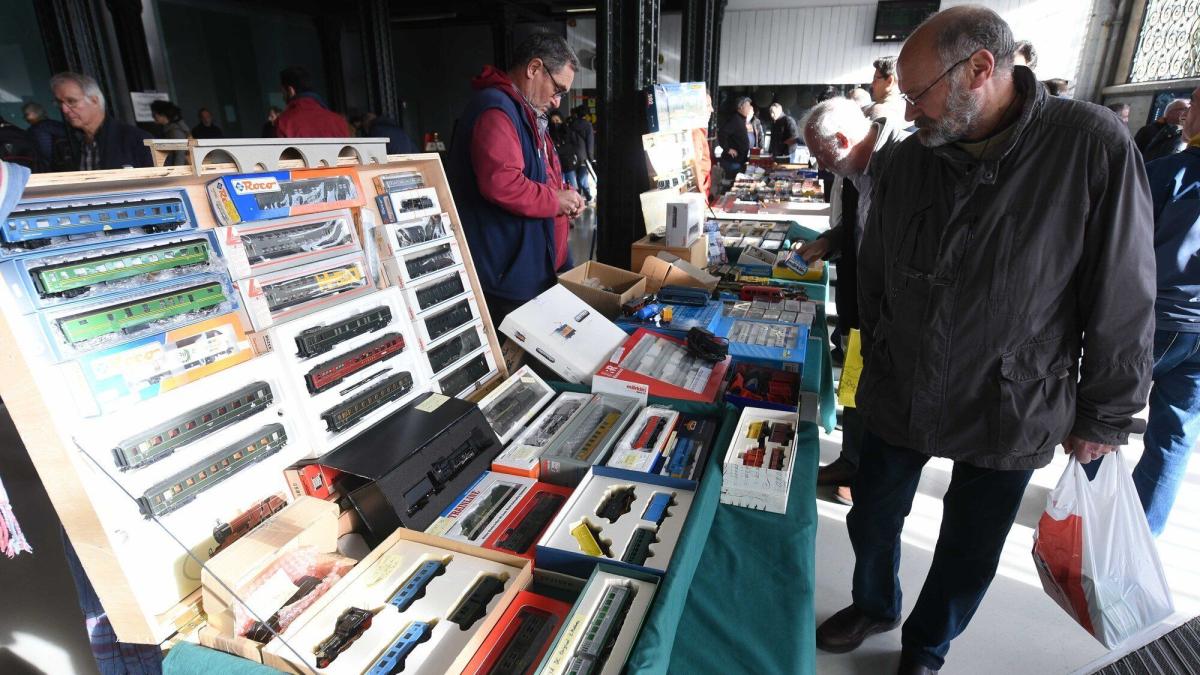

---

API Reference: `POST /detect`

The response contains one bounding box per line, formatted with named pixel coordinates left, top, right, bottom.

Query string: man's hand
left=793, top=238, right=831, bottom=263
left=727, top=148, right=739, bottom=159
left=556, top=190, right=585, bottom=217
left=1063, top=435, right=1117, bottom=464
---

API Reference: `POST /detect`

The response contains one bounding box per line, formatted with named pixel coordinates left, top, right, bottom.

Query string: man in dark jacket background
left=275, top=66, right=351, bottom=139
left=22, top=102, right=66, bottom=172
left=190, top=107, right=224, bottom=139
left=568, top=106, right=594, bottom=202
left=49, top=72, right=152, bottom=171
left=1135, top=98, right=1189, bottom=162
left=767, top=102, right=799, bottom=161
left=718, top=96, right=763, bottom=176
left=816, top=8, right=1154, bottom=675
left=447, top=33, right=585, bottom=326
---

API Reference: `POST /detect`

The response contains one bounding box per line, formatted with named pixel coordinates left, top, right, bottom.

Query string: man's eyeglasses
left=899, top=54, right=973, bottom=107
left=543, top=64, right=568, bottom=100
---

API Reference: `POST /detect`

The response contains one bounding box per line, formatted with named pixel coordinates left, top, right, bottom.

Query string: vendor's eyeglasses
left=899, top=54, right=973, bottom=106
left=543, top=64, right=569, bottom=100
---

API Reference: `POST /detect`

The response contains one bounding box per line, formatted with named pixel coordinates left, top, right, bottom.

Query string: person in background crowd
left=816, top=7, right=1154, bottom=675
left=49, top=72, right=151, bottom=171
left=794, top=97, right=910, bottom=506
left=818, top=85, right=841, bottom=102
left=1013, top=39, right=1038, bottom=70
left=568, top=105, right=595, bottom=203
left=1107, top=102, right=1131, bottom=125
left=190, top=107, right=223, bottom=139
left=693, top=93, right=715, bottom=201
left=549, top=111, right=582, bottom=197
left=446, top=33, right=584, bottom=327
left=275, top=66, right=351, bottom=138
left=22, top=102, right=66, bottom=172
left=0, top=117, right=35, bottom=170
left=261, top=105, right=281, bottom=137
left=1136, top=98, right=1190, bottom=163
left=867, top=56, right=906, bottom=121
left=719, top=96, right=762, bottom=177
left=848, top=88, right=873, bottom=111
left=367, top=112, right=418, bottom=154
left=1043, top=78, right=1071, bottom=97
left=150, top=100, right=190, bottom=166
left=768, top=102, right=800, bottom=161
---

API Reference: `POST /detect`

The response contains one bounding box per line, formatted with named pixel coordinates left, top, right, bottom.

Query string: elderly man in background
left=815, top=6, right=1154, bottom=674
left=719, top=96, right=763, bottom=177
left=1136, top=98, right=1190, bottom=162
left=867, top=56, right=906, bottom=121
left=794, top=97, right=909, bottom=506
left=447, top=33, right=584, bottom=327
left=49, top=72, right=152, bottom=172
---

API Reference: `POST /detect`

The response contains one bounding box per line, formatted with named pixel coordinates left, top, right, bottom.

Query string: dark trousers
left=847, top=430, right=1033, bottom=669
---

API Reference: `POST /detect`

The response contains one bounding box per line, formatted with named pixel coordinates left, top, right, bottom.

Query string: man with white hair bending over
left=793, top=97, right=909, bottom=506
left=815, top=5, right=1155, bottom=673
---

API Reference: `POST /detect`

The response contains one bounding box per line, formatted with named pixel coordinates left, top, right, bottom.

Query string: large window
left=1129, top=0, right=1200, bottom=83
left=0, top=1, right=55, bottom=125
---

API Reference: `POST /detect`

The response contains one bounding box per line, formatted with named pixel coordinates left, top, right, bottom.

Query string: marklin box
left=558, top=262, right=647, bottom=319
left=499, top=284, right=629, bottom=385
left=207, top=167, right=365, bottom=227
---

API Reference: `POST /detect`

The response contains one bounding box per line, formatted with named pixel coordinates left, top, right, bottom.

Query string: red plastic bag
left=1032, top=452, right=1174, bottom=647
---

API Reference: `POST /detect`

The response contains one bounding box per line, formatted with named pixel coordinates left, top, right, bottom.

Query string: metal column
left=35, top=0, right=118, bottom=99
left=358, top=0, right=399, bottom=120
left=595, top=0, right=661, bottom=269
left=104, top=0, right=156, bottom=94
left=316, top=16, right=349, bottom=114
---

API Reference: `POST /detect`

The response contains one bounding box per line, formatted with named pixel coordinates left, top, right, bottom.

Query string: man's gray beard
left=916, top=80, right=982, bottom=147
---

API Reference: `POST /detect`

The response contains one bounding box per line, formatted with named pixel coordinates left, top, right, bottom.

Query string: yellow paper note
left=837, top=329, right=863, bottom=408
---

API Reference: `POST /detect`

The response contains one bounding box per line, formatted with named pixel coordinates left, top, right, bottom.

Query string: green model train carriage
left=57, top=281, right=226, bottom=344
left=30, top=239, right=211, bottom=298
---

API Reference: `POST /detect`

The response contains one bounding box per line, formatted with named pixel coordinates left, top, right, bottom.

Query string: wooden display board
left=3, top=152, right=507, bottom=644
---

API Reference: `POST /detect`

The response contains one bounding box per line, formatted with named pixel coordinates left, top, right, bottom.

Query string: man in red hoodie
left=275, top=66, right=351, bottom=138
left=447, top=33, right=586, bottom=326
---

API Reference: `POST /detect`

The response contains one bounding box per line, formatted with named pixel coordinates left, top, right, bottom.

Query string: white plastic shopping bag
left=1032, top=451, right=1174, bottom=648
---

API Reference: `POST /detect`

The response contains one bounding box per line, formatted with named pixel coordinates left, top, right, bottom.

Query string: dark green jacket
left=856, top=66, right=1155, bottom=470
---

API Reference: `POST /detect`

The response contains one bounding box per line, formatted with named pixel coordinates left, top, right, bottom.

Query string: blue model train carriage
left=641, top=492, right=675, bottom=526
left=388, top=559, right=447, bottom=612
left=366, top=620, right=435, bottom=675
left=3, top=192, right=191, bottom=246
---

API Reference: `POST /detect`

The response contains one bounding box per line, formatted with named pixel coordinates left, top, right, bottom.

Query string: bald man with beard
left=815, top=6, right=1155, bottom=674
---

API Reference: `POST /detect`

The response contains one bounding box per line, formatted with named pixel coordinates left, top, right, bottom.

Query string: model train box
left=534, top=564, right=658, bottom=675
left=481, top=482, right=575, bottom=560
left=213, top=209, right=362, bottom=280
left=720, top=406, right=800, bottom=514
left=557, top=261, right=648, bottom=319
left=475, top=365, right=555, bottom=445
left=425, top=471, right=536, bottom=545
left=712, top=316, right=809, bottom=371
left=373, top=212, right=454, bottom=259
left=539, top=393, right=642, bottom=487
left=594, top=328, right=730, bottom=403
left=260, top=526, right=531, bottom=674
left=207, top=167, right=365, bottom=227
left=461, top=589, right=573, bottom=675
left=536, top=467, right=695, bottom=577
left=493, top=391, right=595, bottom=478
left=499, top=284, right=629, bottom=385
left=236, top=252, right=375, bottom=332
left=319, top=391, right=503, bottom=544
left=725, top=361, right=802, bottom=412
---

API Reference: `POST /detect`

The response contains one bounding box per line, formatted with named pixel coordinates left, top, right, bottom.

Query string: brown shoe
left=897, top=653, right=938, bottom=674
left=817, top=457, right=857, bottom=486
left=834, top=485, right=853, bottom=506
left=816, top=604, right=900, bottom=653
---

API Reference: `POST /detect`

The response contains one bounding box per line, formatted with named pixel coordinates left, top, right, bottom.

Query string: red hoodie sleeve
left=470, top=109, right=559, bottom=219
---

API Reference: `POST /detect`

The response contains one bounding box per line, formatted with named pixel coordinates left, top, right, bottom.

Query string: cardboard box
left=461, top=589, right=573, bottom=675
left=558, top=263, right=648, bottom=319
left=630, top=234, right=709, bottom=274
left=638, top=253, right=720, bottom=294
left=499, top=285, right=629, bottom=385
left=665, top=193, right=706, bottom=248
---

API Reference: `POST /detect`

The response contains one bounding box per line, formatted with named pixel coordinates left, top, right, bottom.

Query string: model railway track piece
left=29, top=238, right=211, bottom=298
left=137, top=423, right=288, bottom=518
left=313, top=606, right=374, bottom=669
left=305, top=332, right=406, bottom=394
left=404, top=243, right=456, bottom=280
left=564, top=583, right=635, bottom=675
left=113, top=381, right=273, bottom=470
left=570, top=520, right=610, bottom=557
left=595, top=486, right=637, bottom=524
left=320, top=371, right=413, bottom=433
left=388, top=559, right=448, bottom=612
left=211, top=494, right=287, bottom=556
left=4, top=194, right=188, bottom=246
left=295, top=306, right=392, bottom=359
left=620, top=527, right=657, bottom=566
left=415, top=274, right=466, bottom=311
left=253, top=175, right=357, bottom=211
left=366, top=620, right=435, bottom=675
left=460, top=484, right=519, bottom=541
left=241, top=217, right=352, bottom=265
left=481, top=381, right=543, bottom=439
left=423, top=299, right=474, bottom=341
left=244, top=575, right=323, bottom=643
left=428, top=327, right=483, bottom=373
left=449, top=575, right=507, bottom=630
left=263, top=262, right=366, bottom=312
left=57, top=281, right=226, bottom=344
left=438, top=353, right=491, bottom=397
left=495, top=492, right=566, bottom=554
left=641, top=492, right=675, bottom=527
left=489, top=606, right=558, bottom=675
